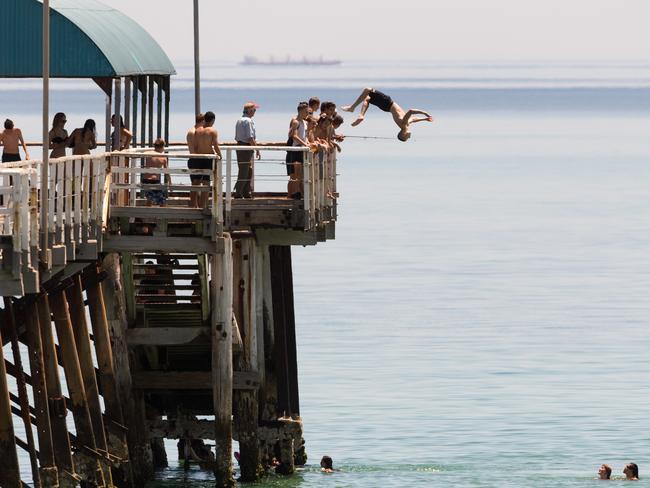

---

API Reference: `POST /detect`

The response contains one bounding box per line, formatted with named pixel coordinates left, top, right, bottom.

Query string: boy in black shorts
left=342, top=87, right=433, bottom=141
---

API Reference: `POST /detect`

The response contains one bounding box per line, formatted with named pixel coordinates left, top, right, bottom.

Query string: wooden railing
left=110, top=145, right=337, bottom=231
left=0, top=145, right=337, bottom=295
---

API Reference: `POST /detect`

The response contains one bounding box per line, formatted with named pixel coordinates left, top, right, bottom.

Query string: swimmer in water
left=320, top=455, right=334, bottom=473
left=598, top=464, right=612, bottom=480
left=623, top=462, right=639, bottom=480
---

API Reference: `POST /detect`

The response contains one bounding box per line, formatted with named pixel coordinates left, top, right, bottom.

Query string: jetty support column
left=232, top=238, right=262, bottom=481
left=37, top=294, right=78, bottom=488
left=50, top=288, right=106, bottom=485
left=211, top=234, right=235, bottom=488
left=0, top=324, right=21, bottom=488
left=269, top=245, right=303, bottom=472
left=102, top=253, right=153, bottom=486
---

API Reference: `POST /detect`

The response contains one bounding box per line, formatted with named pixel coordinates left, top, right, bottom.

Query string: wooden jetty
left=0, top=145, right=337, bottom=487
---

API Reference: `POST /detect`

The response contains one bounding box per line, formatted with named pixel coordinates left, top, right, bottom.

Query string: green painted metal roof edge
left=46, top=0, right=176, bottom=77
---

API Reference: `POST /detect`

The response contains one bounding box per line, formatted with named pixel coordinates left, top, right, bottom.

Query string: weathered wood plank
left=103, top=236, right=224, bottom=255
left=110, top=206, right=210, bottom=220
left=132, top=371, right=259, bottom=390
left=126, top=327, right=211, bottom=346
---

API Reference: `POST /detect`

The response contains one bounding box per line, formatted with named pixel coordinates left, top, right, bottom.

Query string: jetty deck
left=0, top=145, right=337, bottom=487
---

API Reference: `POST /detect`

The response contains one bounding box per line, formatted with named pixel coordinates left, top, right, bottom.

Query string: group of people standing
left=0, top=112, right=135, bottom=163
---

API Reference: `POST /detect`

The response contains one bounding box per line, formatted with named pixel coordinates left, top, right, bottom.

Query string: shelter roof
left=0, top=0, right=176, bottom=78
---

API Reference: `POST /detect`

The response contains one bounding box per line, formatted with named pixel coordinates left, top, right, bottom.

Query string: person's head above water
left=320, top=455, right=333, bottom=471
left=598, top=464, right=612, bottom=480
left=397, top=128, right=411, bottom=142
left=624, top=463, right=639, bottom=480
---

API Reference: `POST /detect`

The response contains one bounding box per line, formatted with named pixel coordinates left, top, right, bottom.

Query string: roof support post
left=124, top=77, right=131, bottom=138
left=132, top=77, right=139, bottom=147
left=156, top=77, right=163, bottom=140
left=114, top=77, right=122, bottom=150
left=140, top=76, right=147, bottom=149
left=193, top=0, right=201, bottom=116
left=148, top=76, right=154, bottom=146
left=163, top=77, right=170, bottom=145
left=41, top=0, right=50, bottom=266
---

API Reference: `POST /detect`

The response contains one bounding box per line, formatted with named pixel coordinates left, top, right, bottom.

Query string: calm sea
left=2, top=61, right=650, bottom=486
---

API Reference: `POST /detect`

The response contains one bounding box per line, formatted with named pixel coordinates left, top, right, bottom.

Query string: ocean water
left=3, top=62, right=650, bottom=486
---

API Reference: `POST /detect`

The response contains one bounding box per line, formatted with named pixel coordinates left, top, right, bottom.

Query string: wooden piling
left=37, top=294, right=77, bottom=488
left=26, top=301, right=60, bottom=487
left=66, top=275, right=114, bottom=486
left=4, top=297, right=41, bottom=485
left=101, top=253, right=153, bottom=486
left=232, top=239, right=262, bottom=481
left=50, top=288, right=106, bottom=486
left=85, top=265, right=134, bottom=486
left=0, top=319, right=22, bottom=488
left=211, top=234, right=235, bottom=488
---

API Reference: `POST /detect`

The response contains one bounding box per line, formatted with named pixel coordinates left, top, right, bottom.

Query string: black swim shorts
left=188, top=157, right=212, bottom=184
left=2, top=153, right=21, bottom=163
left=368, top=89, right=394, bottom=112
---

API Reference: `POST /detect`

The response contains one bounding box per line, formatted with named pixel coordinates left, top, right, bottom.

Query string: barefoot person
left=0, top=119, right=30, bottom=162
left=188, top=111, right=221, bottom=208
left=286, top=102, right=310, bottom=199
left=598, top=464, right=612, bottom=480
left=342, top=87, right=433, bottom=141
left=49, top=112, right=68, bottom=158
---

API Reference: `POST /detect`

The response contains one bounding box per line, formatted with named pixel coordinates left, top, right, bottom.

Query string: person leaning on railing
left=286, top=101, right=310, bottom=199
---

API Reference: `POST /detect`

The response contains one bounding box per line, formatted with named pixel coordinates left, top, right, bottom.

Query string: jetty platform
left=0, top=1, right=338, bottom=487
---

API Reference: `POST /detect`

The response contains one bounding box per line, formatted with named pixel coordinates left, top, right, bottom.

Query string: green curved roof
left=0, top=0, right=176, bottom=78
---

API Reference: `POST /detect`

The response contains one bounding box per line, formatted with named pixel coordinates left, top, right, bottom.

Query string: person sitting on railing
left=0, top=119, right=30, bottom=162
left=234, top=102, right=260, bottom=199
left=342, top=88, right=433, bottom=141
left=188, top=111, right=222, bottom=209
left=286, top=102, right=310, bottom=199
left=143, top=139, right=170, bottom=207
left=68, top=119, right=97, bottom=155
left=49, top=112, right=68, bottom=158
left=111, top=114, right=133, bottom=151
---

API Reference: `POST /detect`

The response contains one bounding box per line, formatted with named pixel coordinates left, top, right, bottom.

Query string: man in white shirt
left=234, top=102, right=260, bottom=198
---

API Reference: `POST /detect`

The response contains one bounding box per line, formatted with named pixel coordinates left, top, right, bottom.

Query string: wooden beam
left=126, top=327, right=211, bottom=346
left=132, top=371, right=259, bottom=390
left=103, top=236, right=224, bottom=255
left=110, top=206, right=209, bottom=220
left=0, top=326, right=21, bottom=488
left=254, top=229, right=318, bottom=246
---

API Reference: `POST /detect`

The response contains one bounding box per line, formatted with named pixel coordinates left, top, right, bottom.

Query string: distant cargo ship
left=241, top=55, right=342, bottom=66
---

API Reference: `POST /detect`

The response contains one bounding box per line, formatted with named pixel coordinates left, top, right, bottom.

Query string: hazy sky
left=107, top=0, right=650, bottom=62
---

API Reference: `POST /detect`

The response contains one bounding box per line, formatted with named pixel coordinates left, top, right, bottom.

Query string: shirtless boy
left=0, top=119, right=30, bottom=162
left=342, top=88, right=433, bottom=141
left=143, top=139, right=170, bottom=206
left=188, top=111, right=221, bottom=208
